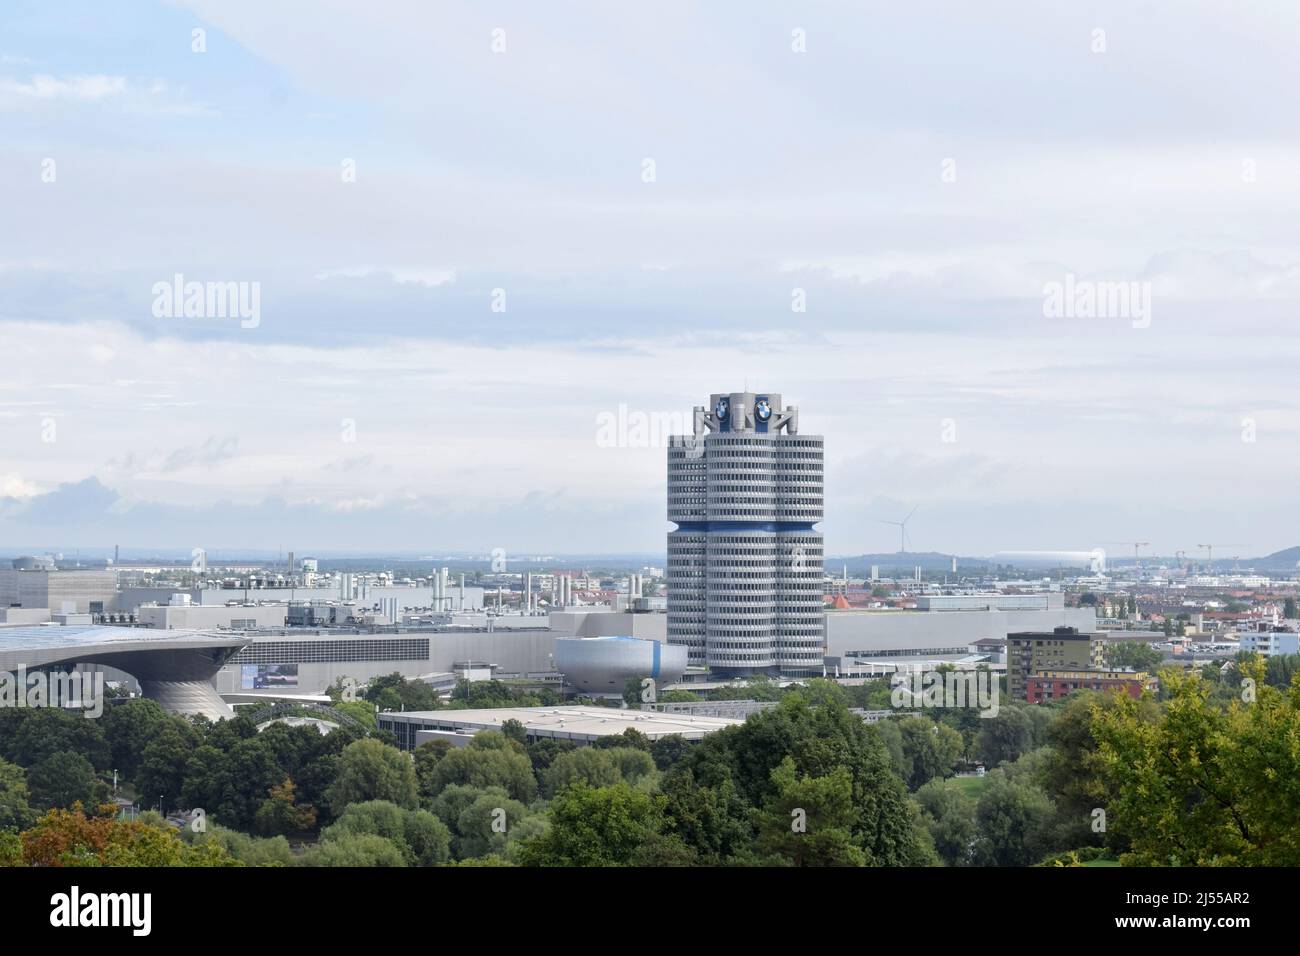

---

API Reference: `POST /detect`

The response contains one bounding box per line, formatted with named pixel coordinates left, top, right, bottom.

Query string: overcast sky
left=2, top=1, right=1298, bottom=558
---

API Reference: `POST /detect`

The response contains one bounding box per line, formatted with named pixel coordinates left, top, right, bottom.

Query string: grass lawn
left=947, top=775, right=988, bottom=798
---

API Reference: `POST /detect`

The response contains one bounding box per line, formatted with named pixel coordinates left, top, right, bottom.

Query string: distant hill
left=1249, top=546, right=1300, bottom=570
left=836, top=552, right=990, bottom=573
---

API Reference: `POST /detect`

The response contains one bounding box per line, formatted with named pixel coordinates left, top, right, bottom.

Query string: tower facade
left=667, top=391, right=824, bottom=677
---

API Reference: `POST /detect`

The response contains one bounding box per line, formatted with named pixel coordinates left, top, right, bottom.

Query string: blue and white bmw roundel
left=755, top=398, right=772, bottom=421
left=714, top=397, right=730, bottom=419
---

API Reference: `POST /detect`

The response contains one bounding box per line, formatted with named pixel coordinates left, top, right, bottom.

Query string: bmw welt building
left=667, top=391, right=824, bottom=678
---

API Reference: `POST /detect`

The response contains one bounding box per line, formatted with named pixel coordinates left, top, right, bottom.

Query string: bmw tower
left=667, top=392, right=824, bottom=678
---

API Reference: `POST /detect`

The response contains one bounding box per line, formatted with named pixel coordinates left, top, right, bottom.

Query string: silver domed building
left=554, top=636, right=688, bottom=694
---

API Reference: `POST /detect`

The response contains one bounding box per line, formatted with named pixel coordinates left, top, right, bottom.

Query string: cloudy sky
left=2, top=1, right=1298, bottom=558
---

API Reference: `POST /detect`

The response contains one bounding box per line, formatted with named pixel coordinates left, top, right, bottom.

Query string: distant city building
left=0, top=562, right=119, bottom=615
left=667, top=390, right=824, bottom=678
left=825, top=607, right=1096, bottom=662
left=137, top=601, right=289, bottom=630
left=1007, top=626, right=1106, bottom=701
left=1027, top=668, right=1156, bottom=703
left=1239, top=631, right=1300, bottom=657
left=916, top=593, right=1064, bottom=612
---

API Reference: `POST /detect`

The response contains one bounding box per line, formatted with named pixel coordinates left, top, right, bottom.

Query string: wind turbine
left=879, top=506, right=917, bottom=554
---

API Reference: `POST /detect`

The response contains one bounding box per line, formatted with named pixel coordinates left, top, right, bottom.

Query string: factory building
left=824, top=607, right=1095, bottom=663
left=210, top=626, right=559, bottom=698
left=136, top=599, right=290, bottom=630
left=0, top=559, right=120, bottom=615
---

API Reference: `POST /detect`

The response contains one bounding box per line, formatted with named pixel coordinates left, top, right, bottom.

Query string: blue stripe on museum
left=671, top=521, right=818, bottom=533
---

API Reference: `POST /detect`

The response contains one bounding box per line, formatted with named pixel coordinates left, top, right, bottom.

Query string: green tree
left=301, top=833, right=407, bottom=867
left=592, top=727, right=652, bottom=752
left=430, top=784, right=508, bottom=841
left=897, top=717, right=963, bottom=790
left=657, top=690, right=702, bottom=704
left=224, top=738, right=292, bottom=829
left=649, top=734, right=691, bottom=771
left=102, top=699, right=170, bottom=779
left=1091, top=661, right=1300, bottom=865
left=976, top=706, right=1036, bottom=768
left=657, top=768, right=752, bottom=864
left=514, top=782, right=663, bottom=867
left=426, top=736, right=537, bottom=803
left=183, top=822, right=294, bottom=866
left=456, top=794, right=530, bottom=859
left=402, top=808, right=453, bottom=866
left=542, top=748, right=620, bottom=797
left=871, top=719, right=910, bottom=782
left=1106, top=641, right=1163, bottom=673
left=499, top=719, right=528, bottom=746
left=1040, top=692, right=1144, bottom=853
left=622, top=676, right=651, bottom=707
left=253, top=777, right=317, bottom=836
left=1, top=708, right=111, bottom=770
left=681, top=694, right=926, bottom=865
left=334, top=700, right=378, bottom=730
left=602, top=747, right=657, bottom=787
left=1264, top=654, right=1300, bottom=690
left=27, top=751, right=99, bottom=811
left=972, top=773, right=1055, bottom=866
left=135, top=723, right=203, bottom=808
left=325, top=739, right=419, bottom=812
left=413, top=739, right=454, bottom=804
left=0, top=758, right=35, bottom=830
left=753, top=757, right=866, bottom=866
left=322, top=800, right=451, bottom=866
left=915, top=780, right=976, bottom=866
left=524, top=737, right=577, bottom=775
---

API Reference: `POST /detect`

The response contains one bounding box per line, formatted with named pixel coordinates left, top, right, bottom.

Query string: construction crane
left=1132, top=542, right=1150, bottom=567
left=1195, top=544, right=1243, bottom=573
left=1174, top=550, right=1187, bottom=569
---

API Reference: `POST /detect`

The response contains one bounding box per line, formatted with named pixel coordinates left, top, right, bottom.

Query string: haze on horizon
left=2, top=1, right=1298, bottom=557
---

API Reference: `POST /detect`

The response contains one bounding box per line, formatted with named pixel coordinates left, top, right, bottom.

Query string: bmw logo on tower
left=666, top=391, right=824, bottom=678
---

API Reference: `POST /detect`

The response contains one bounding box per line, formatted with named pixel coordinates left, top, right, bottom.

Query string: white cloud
left=0, top=73, right=126, bottom=101
left=313, top=266, right=456, bottom=287
left=0, top=73, right=211, bottom=115
left=0, top=474, right=41, bottom=498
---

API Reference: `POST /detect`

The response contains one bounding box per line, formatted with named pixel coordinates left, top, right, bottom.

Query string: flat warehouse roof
left=382, top=706, right=742, bottom=741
